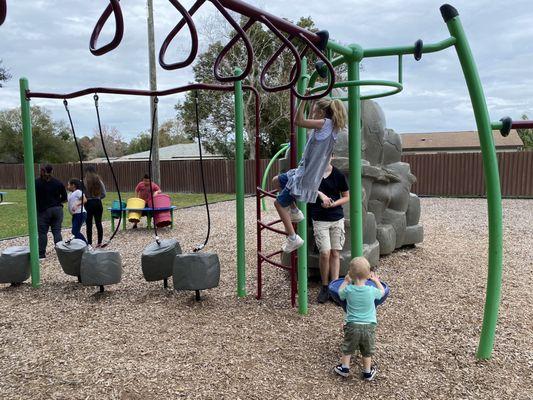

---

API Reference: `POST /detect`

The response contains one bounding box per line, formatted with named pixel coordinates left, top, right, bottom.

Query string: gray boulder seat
left=173, top=252, right=220, bottom=300
left=141, top=239, right=182, bottom=288
left=0, top=246, right=30, bottom=285
left=55, top=239, right=88, bottom=282
left=80, top=250, right=122, bottom=292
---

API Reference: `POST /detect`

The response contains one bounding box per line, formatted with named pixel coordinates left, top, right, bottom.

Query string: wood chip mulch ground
left=0, top=197, right=532, bottom=400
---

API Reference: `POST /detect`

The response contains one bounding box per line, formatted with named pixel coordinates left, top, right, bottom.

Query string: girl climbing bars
left=273, top=96, right=347, bottom=253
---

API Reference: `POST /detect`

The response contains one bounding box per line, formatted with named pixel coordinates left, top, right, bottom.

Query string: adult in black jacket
left=35, top=164, right=67, bottom=258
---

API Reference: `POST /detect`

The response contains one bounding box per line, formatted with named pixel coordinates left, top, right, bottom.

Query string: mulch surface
left=0, top=198, right=532, bottom=399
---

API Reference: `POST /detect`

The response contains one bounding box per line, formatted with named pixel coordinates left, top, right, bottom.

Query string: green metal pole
left=261, top=143, right=290, bottom=211
left=19, top=78, right=40, bottom=288
left=234, top=68, right=246, bottom=298
left=297, top=57, right=309, bottom=315
left=442, top=6, right=503, bottom=360
left=347, top=49, right=364, bottom=258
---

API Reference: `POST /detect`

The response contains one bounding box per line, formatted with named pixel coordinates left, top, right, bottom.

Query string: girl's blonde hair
left=314, top=98, right=347, bottom=131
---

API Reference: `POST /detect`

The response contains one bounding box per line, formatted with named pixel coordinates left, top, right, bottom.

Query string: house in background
left=400, top=130, right=524, bottom=154
left=89, top=143, right=223, bottom=163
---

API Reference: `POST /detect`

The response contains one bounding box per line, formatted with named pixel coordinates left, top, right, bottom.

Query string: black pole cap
left=499, top=117, right=512, bottom=137
left=316, top=30, right=329, bottom=51
left=315, top=60, right=328, bottom=78
left=414, top=39, right=423, bottom=61
left=440, top=4, right=459, bottom=22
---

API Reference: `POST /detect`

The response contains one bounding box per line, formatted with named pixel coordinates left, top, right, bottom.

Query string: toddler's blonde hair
left=348, top=256, right=371, bottom=281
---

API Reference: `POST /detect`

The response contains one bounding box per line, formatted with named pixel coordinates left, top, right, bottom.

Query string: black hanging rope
left=93, top=93, right=123, bottom=246
left=148, top=96, right=160, bottom=245
left=193, top=90, right=211, bottom=252
left=63, top=99, right=85, bottom=244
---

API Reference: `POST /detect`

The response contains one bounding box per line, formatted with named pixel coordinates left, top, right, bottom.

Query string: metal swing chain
left=93, top=93, right=123, bottom=246
left=63, top=99, right=85, bottom=245
left=193, top=90, right=211, bottom=252
left=148, top=96, right=160, bottom=245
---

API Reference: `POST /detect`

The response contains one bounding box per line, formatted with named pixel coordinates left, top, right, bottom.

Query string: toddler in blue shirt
left=334, top=256, right=384, bottom=381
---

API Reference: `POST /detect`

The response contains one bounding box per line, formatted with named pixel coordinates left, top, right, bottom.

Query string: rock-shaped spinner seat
left=0, top=246, right=30, bottom=285
left=173, top=252, right=220, bottom=300
left=55, top=239, right=87, bottom=281
left=80, top=249, right=122, bottom=292
left=141, top=239, right=182, bottom=287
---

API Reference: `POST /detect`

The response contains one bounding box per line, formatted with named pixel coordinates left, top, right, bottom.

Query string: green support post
left=347, top=48, right=364, bottom=258
left=261, top=143, right=289, bottom=211
left=19, top=78, right=40, bottom=288
left=234, top=68, right=246, bottom=298
left=443, top=7, right=503, bottom=359
left=296, top=57, right=309, bottom=315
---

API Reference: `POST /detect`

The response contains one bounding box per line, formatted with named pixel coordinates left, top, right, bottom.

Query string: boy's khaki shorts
left=341, top=323, right=376, bottom=357
left=312, top=219, right=345, bottom=253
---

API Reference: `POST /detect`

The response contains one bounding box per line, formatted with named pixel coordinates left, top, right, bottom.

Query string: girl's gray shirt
left=286, top=118, right=338, bottom=204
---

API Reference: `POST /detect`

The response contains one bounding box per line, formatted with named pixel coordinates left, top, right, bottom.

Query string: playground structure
left=276, top=98, right=424, bottom=274
left=2, top=0, right=533, bottom=360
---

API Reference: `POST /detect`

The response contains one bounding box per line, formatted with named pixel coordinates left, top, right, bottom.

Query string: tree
left=127, top=118, right=193, bottom=154
left=0, top=106, right=78, bottom=163
left=0, top=60, right=10, bottom=88
left=176, top=16, right=321, bottom=159
left=517, top=114, right=533, bottom=150
left=89, top=125, right=128, bottom=159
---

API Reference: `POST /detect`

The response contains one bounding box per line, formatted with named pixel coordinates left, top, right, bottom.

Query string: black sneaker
left=317, top=286, right=329, bottom=303
left=333, top=364, right=350, bottom=377
left=362, top=366, right=377, bottom=381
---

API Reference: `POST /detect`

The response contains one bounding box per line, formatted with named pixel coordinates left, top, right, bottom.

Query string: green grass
left=0, top=190, right=235, bottom=240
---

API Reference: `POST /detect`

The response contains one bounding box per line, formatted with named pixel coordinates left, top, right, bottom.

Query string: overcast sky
left=1, top=0, right=532, bottom=142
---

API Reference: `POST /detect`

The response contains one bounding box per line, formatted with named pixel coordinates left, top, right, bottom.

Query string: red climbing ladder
left=256, top=93, right=298, bottom=306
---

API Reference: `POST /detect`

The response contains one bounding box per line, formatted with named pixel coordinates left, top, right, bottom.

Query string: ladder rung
left=258, top=251, right=290, bottom=270
left=257, top=219, right=286, bottom=235
left=256, top=187, right=277, bottom=199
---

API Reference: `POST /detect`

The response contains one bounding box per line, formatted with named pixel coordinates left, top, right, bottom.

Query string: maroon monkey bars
left=89, top=0, right=124, bottom=56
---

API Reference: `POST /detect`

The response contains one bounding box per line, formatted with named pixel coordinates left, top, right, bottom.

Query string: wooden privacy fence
left=0, top=159, right=280, bottom=194
left=403, top=151, right=533, bottom=198
left=0, top=152, right=531, bottom=197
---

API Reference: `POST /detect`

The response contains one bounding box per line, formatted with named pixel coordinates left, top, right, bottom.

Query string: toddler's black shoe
left=333, top=364, right=350, bottom=377
left=362, top=366, right=377, bottom=381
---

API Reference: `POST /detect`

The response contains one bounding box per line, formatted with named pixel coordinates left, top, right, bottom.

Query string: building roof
left=400, top=130, right=524, bottom=152
left=89, top=143, right=223, bottom=163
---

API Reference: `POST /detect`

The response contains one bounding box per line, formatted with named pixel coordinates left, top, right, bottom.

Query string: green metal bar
left=261, top=143, right=290, bottom=211
left=347, top=57, right=363, bottom=258
left=398, top=55, right=403, bottom=84
left=309, top=80, right=403, bottom=101
left=296, top=57, right=309, bottom=315
left=363, top=37, right=456, bottom=58
left=234, top=67, right=246, bottom=298
left=444, top=10, right=503, bottom=360
left=309, top=54, right=347, bottom=88
left=19, top=78, right=40, bottom=288
left=326, top=40, right=356, bottom=58
left=491, top=121, right=504, bottom=130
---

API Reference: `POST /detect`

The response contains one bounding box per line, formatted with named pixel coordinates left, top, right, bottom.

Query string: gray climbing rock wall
left=280, top=98, right=423, bottom=274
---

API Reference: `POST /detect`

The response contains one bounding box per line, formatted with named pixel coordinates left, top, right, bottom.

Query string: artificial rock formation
left=281, top=99, right=423, bottom=274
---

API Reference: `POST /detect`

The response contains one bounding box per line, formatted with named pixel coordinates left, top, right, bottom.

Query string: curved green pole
left=234, top=68, right=246, bottom=298
left=261, top=143, right=290, bottom=211
left=444, top=9, right=502, bottom=359
left=20, top=78, right=40, bottom=288
left=296, top=57, right=309, bottom=315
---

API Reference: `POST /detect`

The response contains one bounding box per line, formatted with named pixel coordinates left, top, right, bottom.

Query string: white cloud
left=0, top=0, right=532, bottom=140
